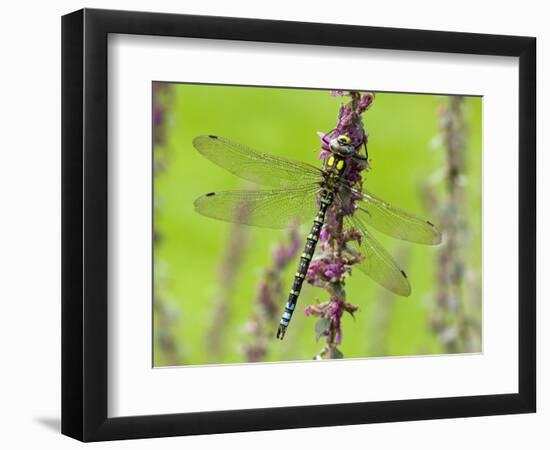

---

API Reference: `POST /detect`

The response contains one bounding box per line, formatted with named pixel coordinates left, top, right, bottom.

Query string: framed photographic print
left=61, top=8, right=536, bottom=442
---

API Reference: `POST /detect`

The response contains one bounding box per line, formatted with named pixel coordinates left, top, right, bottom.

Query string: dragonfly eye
left=337, top=135, right=351, bottom=145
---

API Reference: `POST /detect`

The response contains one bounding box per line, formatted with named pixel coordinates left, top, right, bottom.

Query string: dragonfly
left=193, top=134, right=441, bottom=339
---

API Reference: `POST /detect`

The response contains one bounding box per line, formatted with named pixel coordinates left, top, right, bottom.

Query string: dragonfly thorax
left=323, top=153, right=347, bottom=182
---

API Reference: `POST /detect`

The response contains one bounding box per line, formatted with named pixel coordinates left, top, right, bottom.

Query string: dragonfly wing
left=353, top=189, right=441, bottom=244
left=345, top=215, right=411, bottom=296
left=193, top=135, right=322, bottom=188
left=194, top=185, right=321, bottom=229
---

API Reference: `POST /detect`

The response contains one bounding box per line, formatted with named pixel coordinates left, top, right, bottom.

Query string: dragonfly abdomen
left=276, top=190, right=334, bottom=340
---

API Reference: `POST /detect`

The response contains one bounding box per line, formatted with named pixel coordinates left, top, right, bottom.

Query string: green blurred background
left=153, top=84, right=482, bottom=367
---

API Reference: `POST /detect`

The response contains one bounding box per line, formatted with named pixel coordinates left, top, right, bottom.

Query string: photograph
left=152, top=84, right=482, bottom=366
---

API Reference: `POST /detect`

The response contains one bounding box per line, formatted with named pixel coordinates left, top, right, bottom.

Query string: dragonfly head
left=321, top=128, right=368, bottom=161
left=328, top=134, right=368, bottom=161
left=329, top=134, right=355, bottom=156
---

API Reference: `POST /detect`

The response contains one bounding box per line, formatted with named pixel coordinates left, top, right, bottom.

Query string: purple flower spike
left=244, top=226, right=301, bottom=362
left=306, top=90, right=373, bottom=359
left=358, top=93, right=374, bottom=111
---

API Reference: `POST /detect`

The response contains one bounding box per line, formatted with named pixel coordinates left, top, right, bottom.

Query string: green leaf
left=331, top=347, right=344, bottom=359
left=315, top=318, right=331, bottom=341
left=345, top=309, right=356, bottom=320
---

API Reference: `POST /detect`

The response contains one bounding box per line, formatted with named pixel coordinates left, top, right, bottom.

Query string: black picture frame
left=62, top=8, right=536, bottom=442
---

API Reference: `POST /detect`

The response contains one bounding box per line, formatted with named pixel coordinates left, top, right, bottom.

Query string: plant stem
left=153, top=82, right=186, bottom=366
left=423, top=96, right=481, bottom=353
